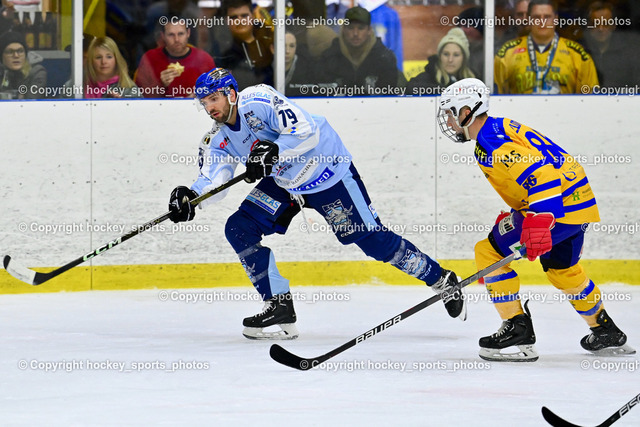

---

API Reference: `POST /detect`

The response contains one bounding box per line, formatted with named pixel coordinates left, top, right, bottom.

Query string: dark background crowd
left=0, top=0, right=638, bottom=99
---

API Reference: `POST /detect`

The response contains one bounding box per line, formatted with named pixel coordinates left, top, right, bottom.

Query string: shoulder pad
left=563, top=39, right=591, bottom=62
left=208, top=123, right=222, bottom=137
left=496, top=38, right=522, bottom=58
left=239, top=85, right=274, bottom=107
left=272, top=93, right=287, bottom=110
left=200, top=125, right=226, bottom=148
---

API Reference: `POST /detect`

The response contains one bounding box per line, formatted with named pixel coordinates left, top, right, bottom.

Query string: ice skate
left=479, top=301, right=538, bottom=362
left=242, top=292, right=299, bottom=340
left=580, top=310, right=635, bottom=356
left=431, top=268, right=467, bottom=321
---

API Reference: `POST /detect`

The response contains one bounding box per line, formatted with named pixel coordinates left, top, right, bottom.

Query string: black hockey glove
left=245, top=140, right=279, bottom=183
left=168, top=186, right=199, bottom=223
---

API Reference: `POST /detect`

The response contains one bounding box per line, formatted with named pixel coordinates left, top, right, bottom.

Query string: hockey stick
left=270, top=249, right=524, bottom=370
left=3, top=173, right=247, bottom=286
left=542, top=392, right=640, bottom=427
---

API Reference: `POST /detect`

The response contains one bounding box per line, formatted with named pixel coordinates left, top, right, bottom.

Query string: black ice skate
left=242, top=292, right=299, bottom=340
left=479, top=300, right=538, bottom=362
left=431, top=269, right=467, bottom=321
left=580, top=309, right=636, bottom=356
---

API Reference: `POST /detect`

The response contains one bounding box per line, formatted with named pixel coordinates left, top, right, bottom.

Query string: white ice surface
left=1, top=284, right=638, bottom=426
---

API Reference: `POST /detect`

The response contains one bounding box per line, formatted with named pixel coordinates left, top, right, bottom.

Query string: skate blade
left=243, top=323, right=299, bottom=340
left=587, top=344, right=636, bottom=357
left=479, top=344, right=539, bottom=362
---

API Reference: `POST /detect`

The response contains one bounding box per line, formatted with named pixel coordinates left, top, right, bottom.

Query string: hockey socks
left=388, top=240, right=441, bottom=284
left=388, top=240, right=466, bottom=320
left=237, top=244, right=289, bottom=300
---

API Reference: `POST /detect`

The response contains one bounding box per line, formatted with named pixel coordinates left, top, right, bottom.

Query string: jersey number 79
left=278, top=109, right=298, bottom=128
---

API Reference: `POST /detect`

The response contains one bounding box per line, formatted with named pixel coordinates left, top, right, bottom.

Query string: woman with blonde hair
left=85, top=36, right=140, bottom=98
left=407, top=28, right=477, bottom=95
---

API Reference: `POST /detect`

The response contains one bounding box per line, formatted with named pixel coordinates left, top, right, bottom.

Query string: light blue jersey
left=193, top=85, right=445, bottom=308
left=191, top=85, right=352, bottom=203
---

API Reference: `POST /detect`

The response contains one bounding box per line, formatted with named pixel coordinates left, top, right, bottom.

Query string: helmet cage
left=438, top=107, right=468, bottom=143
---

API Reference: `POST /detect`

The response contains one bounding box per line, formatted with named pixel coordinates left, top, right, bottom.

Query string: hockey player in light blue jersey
left=168, top=68, right=466, bottom=339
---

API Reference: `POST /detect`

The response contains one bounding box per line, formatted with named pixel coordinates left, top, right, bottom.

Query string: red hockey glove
left=494, top=210, right=510, bottom=225
left=520, top=212, right=556, bottom=261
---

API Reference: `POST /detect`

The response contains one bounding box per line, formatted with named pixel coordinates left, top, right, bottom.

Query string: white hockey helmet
left=437, top=78, right=490, bottom=143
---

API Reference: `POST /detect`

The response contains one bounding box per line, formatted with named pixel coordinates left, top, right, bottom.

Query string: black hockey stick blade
left=541, top=407, right=583, bottom=427
left=270, top=249, right=523, bottom=370
left=542, top=392, right=640, bottom=427
left=3, top=173, right=247, bottom=286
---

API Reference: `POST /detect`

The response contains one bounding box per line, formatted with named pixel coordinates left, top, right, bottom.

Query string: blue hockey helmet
left=194, top=68, right=239, bottom=100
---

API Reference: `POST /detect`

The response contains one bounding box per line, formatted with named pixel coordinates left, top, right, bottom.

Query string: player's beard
left=211, top=103, right=232, bottom=124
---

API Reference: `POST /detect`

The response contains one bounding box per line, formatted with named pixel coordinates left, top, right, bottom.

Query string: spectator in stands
left=144, top=0, right=207, bottom=50
left=503, top=0, right=531, bottom=40
left=288, top=0, right=336, bottom=59
left=579, top=1, right=640, bottom=89
left=85, top=36, right=141, bottom=98
left=0, top=30, right=46, bottom=99
left=494, top=0, right=598, bottom=94
left=203, top=6, right=233, bottom=63
left=215, top=0, right=274, bottom=90
left=279, top=31, right=318, bottom=97
left=362, top=0, right=404, bottom=72
left=514, top=0, right=531, bottom=34
left=407, top=28, right=476, bottom=96
left=317, top=6, right=399, bottom=95
left=135, top=20, right=215, bottom=98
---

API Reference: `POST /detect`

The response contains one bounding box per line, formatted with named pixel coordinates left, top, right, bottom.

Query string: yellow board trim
left=1, top=259, right=638, bottom=294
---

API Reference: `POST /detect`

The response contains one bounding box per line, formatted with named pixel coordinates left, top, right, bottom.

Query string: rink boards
left=1, top=96, right=638, bottom=292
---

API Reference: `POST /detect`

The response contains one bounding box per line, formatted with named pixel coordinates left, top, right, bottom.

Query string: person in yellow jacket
left=436, top=77, right=635, bottom=361
left=494, top=0, right=598, bottom=94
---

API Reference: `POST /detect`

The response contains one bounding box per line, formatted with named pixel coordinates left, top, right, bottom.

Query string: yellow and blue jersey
left=474, top=117, right=600, bottom=225
left=494, top=36, right=599, bottom=94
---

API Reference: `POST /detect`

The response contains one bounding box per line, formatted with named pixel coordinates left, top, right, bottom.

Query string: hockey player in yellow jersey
left=437, top=77, right=635, bottom=361
left=494, top=0, right=598, bottom=94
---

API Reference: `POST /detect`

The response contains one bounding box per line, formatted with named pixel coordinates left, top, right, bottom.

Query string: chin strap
left=457, top=100, right=484, bottom=142
left=461, top=126, right=472, bottom=142
left=225, top=93, right=237, bottom=123
left=454, top=117, right=473, bottom=142
left=459, top=101, right=483, bottom=127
